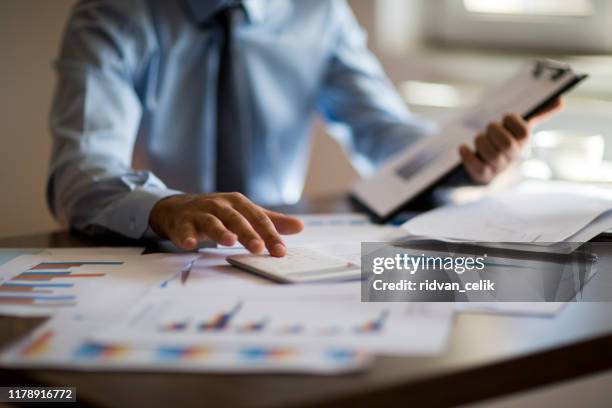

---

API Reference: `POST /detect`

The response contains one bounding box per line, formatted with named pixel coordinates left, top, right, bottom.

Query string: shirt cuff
left=104, top=188, right=184, bottom=239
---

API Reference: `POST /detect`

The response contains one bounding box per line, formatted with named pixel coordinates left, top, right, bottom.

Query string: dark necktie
left=215, top=6, right=248, bottom=193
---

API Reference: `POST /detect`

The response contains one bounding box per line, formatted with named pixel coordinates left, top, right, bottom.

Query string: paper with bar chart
left=92, top=285, right=454, bottom=355
left=0, top=248, right=145, bottom=268
left=0, top=315, right=369, bottom=374
left=0, top=252, right=193, bottom=317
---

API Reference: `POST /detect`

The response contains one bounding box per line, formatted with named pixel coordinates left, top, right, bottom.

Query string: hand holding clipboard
left=352, top=60, right=588, bottom=221
left=459, top=95, right=563, bottom=184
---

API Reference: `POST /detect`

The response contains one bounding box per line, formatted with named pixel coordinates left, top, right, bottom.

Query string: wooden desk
left=1, top=196, right=611, bottom=407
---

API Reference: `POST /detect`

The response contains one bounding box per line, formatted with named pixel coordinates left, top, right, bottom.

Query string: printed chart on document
left=1, top=315, right=367, bottom=374
left=0, top=260, right=126, bottom=304
left=92, top=287, right=454, bottom=355
left=0, top=252, right=181, bottom=316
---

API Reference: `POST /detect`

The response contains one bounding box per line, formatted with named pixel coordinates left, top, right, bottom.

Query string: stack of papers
left=0, top=248, right=375, bottom=373
left=0, top=212, right=578, bottom=374
left=402, top=187, right=612, bottom=244
left=0, top=222, right=454, bottom=374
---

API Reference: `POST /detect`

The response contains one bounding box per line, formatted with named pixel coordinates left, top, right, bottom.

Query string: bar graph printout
left=92, top=284, right=455, bottom=355
left=0, top=252, right=192, bottom=317
left=0, top=315, right=369, bottom=374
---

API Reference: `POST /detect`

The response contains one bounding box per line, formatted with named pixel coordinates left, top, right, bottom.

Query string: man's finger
left=194, top=213, right=237, bottom=247
left=475, top=132, right=506, bottom=172
left=503, top=114, right=529, bottom=144
left=174, top=220, right=198, bottom=250
left=459, top=145, right=493, bottom=184
left=487, top=122, right=520, bottom=161
left=216, top=207, right=265, bottom=254
left=234, top=202, right=286, bottom=257
left=265, top=210, right=304, bottom=235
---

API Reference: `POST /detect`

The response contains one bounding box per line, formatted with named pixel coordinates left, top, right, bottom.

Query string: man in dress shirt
left=47, top=0, right=561, bottom=257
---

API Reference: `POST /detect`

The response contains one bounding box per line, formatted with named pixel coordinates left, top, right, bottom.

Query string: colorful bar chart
left=326, top=349, right=361, bottom=362
left=156, top=345, right=210, bottom=360
left=0, top=260, right=123, bottom=307
left=0, top=282, right=74, bottom=293
left=197, top=302, right=242, bottom=331
left=30, top=262, right=123, bottom=270
left=238, top=318, right=268, bottom=333
left=20, top=330, right=54, bottom=357
left=9, top=260, right=122, bottom=282
left=12, top=271, right=107, bottom=281
left=10, top=320, right=366, bottom=373
left=160, top=321, right=190, bottom=332
left=0, top=295, right=77, bottom=307
left=355, top=310, right=388, bottom=333
left=239, top=347, right=294, bottom=361
left=74, top=343, right=130, bottom=360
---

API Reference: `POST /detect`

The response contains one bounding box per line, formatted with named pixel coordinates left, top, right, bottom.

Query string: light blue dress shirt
left=47, top=0, right=435, bottom=239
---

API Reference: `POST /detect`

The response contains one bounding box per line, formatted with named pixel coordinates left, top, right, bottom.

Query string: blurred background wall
left=0, top=0, right=75, bottom=238
left=1, top=0, right=612, bottom=238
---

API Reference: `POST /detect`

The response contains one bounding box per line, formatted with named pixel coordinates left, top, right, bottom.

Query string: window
left=422, top=0, right=612, bottom=53
left=463, top=0, right=594, bottom=17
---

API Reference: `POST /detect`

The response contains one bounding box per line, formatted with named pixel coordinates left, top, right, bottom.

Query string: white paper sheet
left=455, top=302, right=565, bottom=317
left=295, top=213, right=371, bottom=227
left=0, top=252, right=189, bottom=317
left=283, top=224, right=405, bottom=247
left=402, top=190, right=612, bottom=243
left=0, top=247, right=144, bottom=267
left=0, top=315, right=369, bottom=374
left=91, top=283, right=455, bottom=356
left=40, top=247, right=145, bottom=256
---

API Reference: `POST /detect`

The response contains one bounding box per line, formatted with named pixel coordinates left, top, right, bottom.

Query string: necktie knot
left=186, top=0, right=242, bottom=25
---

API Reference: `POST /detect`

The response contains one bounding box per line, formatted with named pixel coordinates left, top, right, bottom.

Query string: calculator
left=226, top=247, right=361, bottom=283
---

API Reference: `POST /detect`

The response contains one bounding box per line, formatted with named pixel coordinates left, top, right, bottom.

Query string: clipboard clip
left=532, top=60, right=571, bottom=81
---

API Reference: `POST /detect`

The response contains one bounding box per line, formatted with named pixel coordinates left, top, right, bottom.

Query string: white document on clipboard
left=351, top=60, right=588, bottom=221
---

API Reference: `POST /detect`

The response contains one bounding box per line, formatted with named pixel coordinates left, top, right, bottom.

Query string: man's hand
left=149, top=193, right=304, bottom=257
left=459, top=98, right=564, bottom=183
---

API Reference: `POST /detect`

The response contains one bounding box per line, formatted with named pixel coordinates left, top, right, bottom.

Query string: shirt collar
left=185, top=0, right=267, bottom=24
